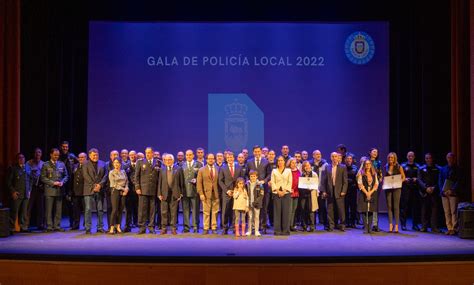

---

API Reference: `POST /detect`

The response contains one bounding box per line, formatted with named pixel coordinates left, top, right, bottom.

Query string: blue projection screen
left=87, top=22, right=389, bottom=158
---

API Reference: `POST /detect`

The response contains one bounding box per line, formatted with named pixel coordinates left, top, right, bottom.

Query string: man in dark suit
left=123, top=150, right=138, bottom=232
left=319, top=152, right=348, bottom=231
left=218, top=151, right=244, bottom=234
left=246, top=145, right=271, bottom=233
left=71, top=152, right=87, bottom=230
left=158, top=154, right=184, bottom=235
left=7, top=153, right=33, bottom=233
left=82, top=148, right=108, bottom=234
left=181, top=149, right=203, bottom=233
left=135, top=147, right=160, bottom=234
left=41, top=148, right=69, bottom=232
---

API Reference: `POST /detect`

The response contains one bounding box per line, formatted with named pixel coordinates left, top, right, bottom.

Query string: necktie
left=149, top=160, right=152, bottom=165
left=230, top=164, right=234, bottom=177
left=188, top=162, right=191, bottom=169
left=256, top=158, right=260, bottom=168
left=332, top=166, right=337, bottom=186
left=210, top=166, right=214, bottom=180
left=167, top=166, right=173, bottom=188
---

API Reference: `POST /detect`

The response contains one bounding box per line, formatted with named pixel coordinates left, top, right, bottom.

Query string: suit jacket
left=82, top=160, right=108, bottom=196
left=246, top=157, right=270, bottom=182
left=41, top=160, right=69, bottom=197
left=72, top=163, right=85, bottom=196
left=270, top=168, right=292, bottom=194
left=181, top=160, right=203, bottom=197
left=319, top=164, right=348, bottom=199
left=158, top=165, right=184, bottom=200
left=218, top=162, right=244, bottom=197
left=197, top=165, right=219, bottom=200
left=7, top=164, right=33, bottom=199
left=135, top=158, right=160, bottom=196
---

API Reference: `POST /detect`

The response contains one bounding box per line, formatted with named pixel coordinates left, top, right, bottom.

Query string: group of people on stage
left=6, top=141, right=463, bottom=237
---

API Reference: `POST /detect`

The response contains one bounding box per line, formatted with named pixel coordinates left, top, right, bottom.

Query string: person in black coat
left=82, top=148, right=108, bottom=234
left=344, top=153, right=359, bottom=228
left=71, top=153, right=87, bottom=230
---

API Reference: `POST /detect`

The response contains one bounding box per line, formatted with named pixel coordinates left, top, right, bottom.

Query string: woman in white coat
left=270, top=155, right=292, bottom=235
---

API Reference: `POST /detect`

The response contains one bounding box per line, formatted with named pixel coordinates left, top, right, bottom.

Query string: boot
left=235, top=225, right=240, bottom=237
left=242, top=223, right=246, bottom=237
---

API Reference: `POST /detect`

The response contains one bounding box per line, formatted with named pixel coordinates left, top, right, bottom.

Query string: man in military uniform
left=59, top=141, right=78, bottom=228
left=41, top=148, right=69, bottom=232
left=181, top=149, right=203, bottom=233
left=418, top=153, right=442, bottom=233
left=401, top=151, right=421, bottom=231
left=7, top=153, right=33, bottom=233
left=135, top=147, right=160, bottom=234
left=71, top=153, right=87, bottom=230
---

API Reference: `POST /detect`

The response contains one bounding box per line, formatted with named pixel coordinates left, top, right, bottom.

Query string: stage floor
left=1, top=214, right=473, bottom=262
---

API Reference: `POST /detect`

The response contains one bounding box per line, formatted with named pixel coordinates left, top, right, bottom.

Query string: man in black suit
left=218, top=151, right=244, bottom=234
left=71, top=152, right=87, bottom=230
left=82, top=148, right=108, bottom=234
left=135, top=147, right=160, bottom=234
left=319, top=152, right=348, bottom=231
left=123, top=150, right=138, bottom=232
left=59, top=141, right=78, bottom=229
left=158, top=154, right=183, bottom=235
left=246, top=145, right=271, bottom=233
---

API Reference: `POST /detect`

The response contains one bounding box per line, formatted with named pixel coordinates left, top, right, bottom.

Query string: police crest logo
left=224, top=100, right=248, bottom=152
left=345, top=31, right=375, bottom=65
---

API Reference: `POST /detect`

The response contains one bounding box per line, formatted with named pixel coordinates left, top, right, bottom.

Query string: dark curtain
left=0, top=0, right=21, bottom=206
left=450, top=0, right=471, bottom=202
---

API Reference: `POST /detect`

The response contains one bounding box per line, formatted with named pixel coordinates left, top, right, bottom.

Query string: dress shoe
left=137, top=229, right=146, bottom=235
left=183, top=229, right=190, bottom=233
left=123, top=227, right=131, bottom=233
left=420, top=227, right=428, bottom=232
left=193, top=227, right=199, bottom=233
left=431, top=228, right=442, bottom=234
left=172, top=229, right=177, bottom=235
left=372, top=226, right=380, bottom=232
left=54, top=228, right=65, bottom=232
left=85, top=230, right=91, bottom=235
left=97, top=228, right=105, bottom=234
left=44, top=228, right=54, bottom=233
left=327, top=228, right=334, bottom=232
left=412, top=225, right=421, bottom=231
left=401, top=225, right=407, bottom=231
left=160, top=229, right=167, bottom=235
left=20, top=229, right=31, bottom=233
left=339, top=226, right=345, bottom=232
left=308, top=227, right=315, bottom=232
left=222, top=229, right=228, bottom=235
left=148, top=228, right=156, bottom=234
left=211, top=230, right=218, bottom=235
left=71, top=226, right=79, bottom=231
left=202, top=230, right=209, bottom=235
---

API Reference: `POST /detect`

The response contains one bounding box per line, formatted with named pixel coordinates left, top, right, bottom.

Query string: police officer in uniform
left=418, top=153, right=442, bottom=233
left=71, top=153, right=87, bottom=230
left=123, top=150, right=139, bottom=232
left=7, top=153, right=33, bottom=233
left=135, top=147, right=160, bottom=234
left=41, top=148, right=69, bottom=232
left=401, top=151, right=421, bottom=231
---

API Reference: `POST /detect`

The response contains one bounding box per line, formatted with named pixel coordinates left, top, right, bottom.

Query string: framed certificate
left=298, top=177, right=319, bottom=190
left=382, top=174, right=403, bottom=190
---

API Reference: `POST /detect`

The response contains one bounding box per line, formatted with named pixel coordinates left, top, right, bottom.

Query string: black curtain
left=21, top=0, right=453, bottom=168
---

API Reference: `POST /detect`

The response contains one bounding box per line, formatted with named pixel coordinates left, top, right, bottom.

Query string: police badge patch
left=345, top=31, right=375, bottom=65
